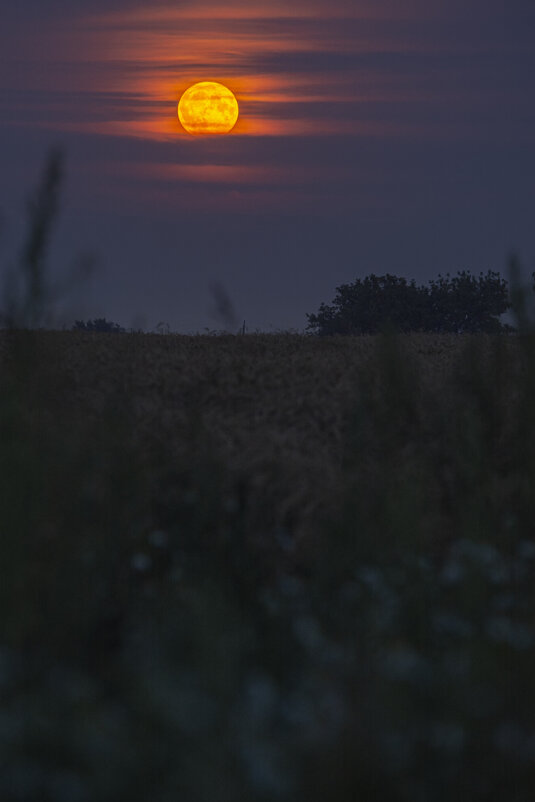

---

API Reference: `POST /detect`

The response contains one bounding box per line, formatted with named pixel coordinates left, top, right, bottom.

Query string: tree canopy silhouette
left=306, top=270, right=515, bottom=335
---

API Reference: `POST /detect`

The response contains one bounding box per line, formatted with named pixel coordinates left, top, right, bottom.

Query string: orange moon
left=178, top=82, right=239, bottom=136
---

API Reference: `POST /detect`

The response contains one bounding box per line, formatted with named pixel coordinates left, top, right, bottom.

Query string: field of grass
left=1, top=328, right=534, bottom=801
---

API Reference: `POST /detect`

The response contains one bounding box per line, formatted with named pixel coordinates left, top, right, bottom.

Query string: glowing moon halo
left=178, top=82, right=239, bottom=135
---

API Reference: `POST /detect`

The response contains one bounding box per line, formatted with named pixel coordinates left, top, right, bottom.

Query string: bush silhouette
left=307, top=270, right=515, bottom=335
left=73, top=317, right=125, bottom=333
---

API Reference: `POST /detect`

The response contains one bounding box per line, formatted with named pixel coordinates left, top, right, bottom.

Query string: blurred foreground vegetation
left=1, top=154, right=535, bottom=800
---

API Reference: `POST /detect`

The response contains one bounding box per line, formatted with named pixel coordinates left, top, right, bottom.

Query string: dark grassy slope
left=1, top=329, right=534, bottom=801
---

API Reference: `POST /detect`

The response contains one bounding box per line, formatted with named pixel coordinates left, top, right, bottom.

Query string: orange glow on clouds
left=45, top=1, right=388, bottom=142
left=5, top=0, right=498, bottom=147
left=15, top=0, right=472, bottom=149
left=9, top=0, right=497, bottom=214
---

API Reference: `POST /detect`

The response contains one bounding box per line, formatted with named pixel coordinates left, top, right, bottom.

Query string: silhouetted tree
left=307, top=274, right=429, bottom=336
left=307, top=270, right=514, bottom=335
left=425, top=270, right=512, bottom=333
left=73, top=318, right=125, bottom=333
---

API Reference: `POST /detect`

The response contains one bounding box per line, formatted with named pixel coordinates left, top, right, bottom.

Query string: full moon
left=178, top=82, right=239, bottom=136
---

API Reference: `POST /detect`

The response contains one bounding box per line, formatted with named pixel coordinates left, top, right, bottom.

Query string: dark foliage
left=307, top=270, right=515, bottom=335
left=426, top=270, right=514, bottom=333
left=73, top=317, right=126, bottom=333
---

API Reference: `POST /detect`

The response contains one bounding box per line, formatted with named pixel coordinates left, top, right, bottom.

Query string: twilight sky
left=1, top=0, right=534, bottom=332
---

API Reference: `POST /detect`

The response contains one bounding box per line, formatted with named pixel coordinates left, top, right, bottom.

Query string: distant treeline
left=73, top=269, right=533, bottom=337
left=307, top=269, right=535, bottom=336
left=1, top=152, right=533, bottom=337
left=73, top=318, right=126, bottom=333
left=73, top=268, right=533, bottom=336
